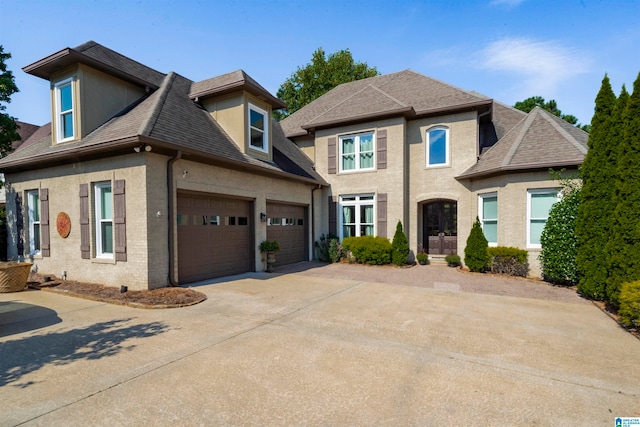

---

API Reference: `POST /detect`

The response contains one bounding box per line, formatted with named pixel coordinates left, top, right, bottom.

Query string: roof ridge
left=404, top=69, right=490, bottom=102
left=537, top=107, right=588, bottom=155
left=138, top=72, right=177, bottom=137
left=74, top=40, right=165, bottom=80
left=501, top=108, right=537, bottom=166
left=368, top=85, right=409, bottom=108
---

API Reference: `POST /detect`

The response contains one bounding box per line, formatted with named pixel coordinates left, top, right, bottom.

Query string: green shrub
left=618, top=281, right=640, bottom=327
left=259, top=240, right=280, bottom=252
left=416, top=252, right=429, bottom=265
left=391, top=221, right=410, bottom=266
left=464, top=217, right=489, bottom=272
left=342, top=235, right=392, bottom=265
left=445, top=254, right=461, bottom=266
left=314, top=233, right=338, bottom=262
left=540, top=184, right=580, bottom=286
left=328, top=238, right=344, bottom=263
left=487, top=246, right=529, bottom=277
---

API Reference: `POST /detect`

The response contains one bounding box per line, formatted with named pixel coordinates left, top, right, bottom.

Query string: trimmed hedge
left=487, top=246, right=529, bottom=277
left=342, top=235, right=392, bottom=265
left=619, top=281, right=640, bottom=327
left=315, top=233, right=339, bottom=262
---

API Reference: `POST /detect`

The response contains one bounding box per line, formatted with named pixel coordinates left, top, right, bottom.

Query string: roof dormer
left=190, top=70, right=286, bottom=162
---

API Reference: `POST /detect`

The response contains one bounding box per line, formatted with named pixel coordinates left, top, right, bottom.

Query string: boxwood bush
left=619, top=281, right=640, bottom=327
left=342, top=235, right=392, bottom=265
left=487, top=246, right=529, bottom=277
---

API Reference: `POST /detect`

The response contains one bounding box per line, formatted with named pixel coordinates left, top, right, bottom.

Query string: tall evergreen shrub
left=606, top=73, right=640, bottom=306
left=391, top=221, right=410, bottom=266
left=540, top=178, right=580, bottom=285
left=576, top=75, right=617, bottom=300
left=464, top=217, right=489, bottom=272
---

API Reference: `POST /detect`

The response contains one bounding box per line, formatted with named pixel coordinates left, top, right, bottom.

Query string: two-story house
left=0, top=42, right=587, bottom=290
left=280, top=70, right=587, bottom=276
left=0, top=41, right=326, bottom=289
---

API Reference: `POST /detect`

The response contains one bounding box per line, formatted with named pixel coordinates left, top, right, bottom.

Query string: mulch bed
left=27, top=273, right=206, bottom=309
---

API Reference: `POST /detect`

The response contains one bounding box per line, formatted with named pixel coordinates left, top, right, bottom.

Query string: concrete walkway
left=1, top=263, right=638, bottom=426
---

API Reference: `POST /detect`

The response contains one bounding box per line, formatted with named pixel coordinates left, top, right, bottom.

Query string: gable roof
left=458, top=107, right=588, bottom=179
left=1, top=60, right=324, bottom=185
left=189, top=70, right=286, bottom=109
left=23, top=41, right=165, bottom=89
left=280, top=69, right=492, bottom=137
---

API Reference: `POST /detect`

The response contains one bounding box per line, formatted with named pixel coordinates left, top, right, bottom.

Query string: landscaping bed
left=27, top=273, right=206, bottom=308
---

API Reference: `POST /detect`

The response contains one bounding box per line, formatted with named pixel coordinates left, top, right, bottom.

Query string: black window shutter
left=328, top=137, right=337, bottom=174
left=79, top=184, right=90, bottom=259
left=114, top=180, right=127, bottom=261
left=16, top=193, right=24, bottom=256
left=377, top=129, right=387, bottom=169
left=40, top=188, right=50, bottom=257
left=377, top=193, right=387, bottom=238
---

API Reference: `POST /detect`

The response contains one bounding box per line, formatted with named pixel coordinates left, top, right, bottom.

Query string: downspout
left=167, top=150, right=182, bottom=287
left=311, top=184, right=322, bottom=261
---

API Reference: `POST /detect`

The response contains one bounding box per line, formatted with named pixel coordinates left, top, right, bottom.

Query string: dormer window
left=55, top=78, right=75, bottom=142
left=248, top=103, right=268, bottom=153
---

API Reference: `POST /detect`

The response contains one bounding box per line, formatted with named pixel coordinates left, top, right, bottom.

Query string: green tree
left=513, top=95, right=590, bottom=132
left=0, top=45, right=20, bottom=157
left=464, top=217, right=489, bottom=273
left=605, top=73, right=640, bottom=306
left=274, top=48, right=379, bottom=120
left=539, top=174, right=581, bottom=286
left=391, top=220, right=409, bottom=266
left=576, top=75, right=617, bottom=300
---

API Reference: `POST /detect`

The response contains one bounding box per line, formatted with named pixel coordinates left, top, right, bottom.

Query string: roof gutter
left=456, top=160, right=583, bottom=180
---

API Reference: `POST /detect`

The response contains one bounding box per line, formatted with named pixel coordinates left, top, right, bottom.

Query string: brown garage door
left=266, top=203, right=307, bottom=266
left=177, top=193, right=253, bottom=283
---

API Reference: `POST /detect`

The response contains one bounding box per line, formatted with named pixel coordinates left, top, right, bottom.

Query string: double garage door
left=177, top=193, right=307, bottom=283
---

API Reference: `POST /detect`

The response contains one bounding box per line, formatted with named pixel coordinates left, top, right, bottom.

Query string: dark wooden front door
left=423, top=201, right=457, bottom=255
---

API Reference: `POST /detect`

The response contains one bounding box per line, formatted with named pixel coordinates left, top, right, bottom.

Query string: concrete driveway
left=1, top=263, right=639, bottom=426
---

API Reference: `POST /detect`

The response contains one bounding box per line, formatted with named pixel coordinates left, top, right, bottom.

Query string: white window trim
left=338, top=132, right=376, bottom=173
left=54, top=77, right=75, bottom=143
left=248, top=103, right=269, bottom=153
left=426, top=126, right=450, bottom=167
left=526, top=188, right=559, bottom=249
left=338, top=194, right=376, bottom=240
left=94, top=182, right=113, bottom=259
left=478, top=192, right=498, bottom=247
left=27, top=190, right=40, bottom=256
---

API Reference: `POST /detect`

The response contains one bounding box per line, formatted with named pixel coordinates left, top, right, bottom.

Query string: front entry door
left=423, top=201, right=457, bottom=255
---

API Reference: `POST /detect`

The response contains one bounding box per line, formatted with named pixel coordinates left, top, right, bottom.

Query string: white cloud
left=476, top=37, right=591, bottom=96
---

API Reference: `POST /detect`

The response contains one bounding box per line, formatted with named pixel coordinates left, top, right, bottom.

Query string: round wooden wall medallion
left=57, top=212, right=71, bottom=238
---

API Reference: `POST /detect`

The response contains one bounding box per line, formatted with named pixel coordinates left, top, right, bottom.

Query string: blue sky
left=1, top=0, right=639, bottom=127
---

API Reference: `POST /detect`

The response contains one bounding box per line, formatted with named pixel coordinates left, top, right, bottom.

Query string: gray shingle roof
left=1, top=60, right=324, bottom=185
left=458, top=107, right=588, bottom=179
left=280, top=69, right=491, bottom=137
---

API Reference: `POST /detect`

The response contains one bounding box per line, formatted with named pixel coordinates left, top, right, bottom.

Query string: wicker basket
left=0, top=262, right=33, bottom=293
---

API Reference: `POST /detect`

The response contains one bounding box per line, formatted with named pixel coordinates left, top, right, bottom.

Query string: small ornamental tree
left=391, top=220, right=410, bottom=266
left=540, top=176, right=581, bottom=286
left=464, top=217, right=489, bottom=272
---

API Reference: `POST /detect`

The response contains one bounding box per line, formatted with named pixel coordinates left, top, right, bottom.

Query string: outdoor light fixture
left=260, top=212, right=267, bottom=222
left=134, top=144, right=152, bottom=153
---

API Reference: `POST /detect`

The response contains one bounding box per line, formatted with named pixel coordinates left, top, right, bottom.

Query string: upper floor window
left=339, top=132, right=374, bottom=172
left=55, top=78, right=75, bottom=142
left=95, top=182, right=113, bottom=258
left=426, top=126, right=449, bottom=167
left=527, top=189, right=559, bottom=248
left=27, top=190, right=41, bottom=255
left=248, top=103, right=268, bottom=153
left=479, top=193, right=498, bottom=246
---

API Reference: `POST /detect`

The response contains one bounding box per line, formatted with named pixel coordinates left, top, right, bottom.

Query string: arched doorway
left=422, top=200, right=457, bottom=255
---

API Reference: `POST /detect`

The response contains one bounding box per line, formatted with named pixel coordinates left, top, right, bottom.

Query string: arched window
left=426, top=126, right=449, bottom=167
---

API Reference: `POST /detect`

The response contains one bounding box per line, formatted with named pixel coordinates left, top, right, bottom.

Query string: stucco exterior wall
left=314, top=117, right=407, bottom=240
left=5, top=154, right=153, bottom=290
left=466, top=171, right=567, bottom=278
left=408, top=111, right=479, bottom=257
left=171, top=158, right=314, bottom=280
